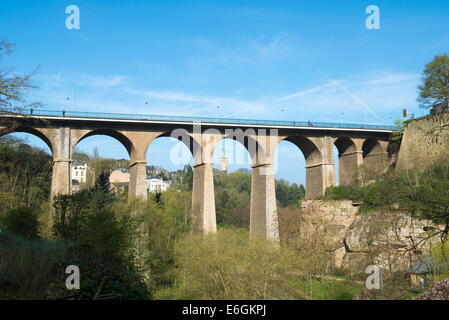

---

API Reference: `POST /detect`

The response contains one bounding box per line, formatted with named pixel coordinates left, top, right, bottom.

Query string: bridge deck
left=2, top=108, right=396, bottom=132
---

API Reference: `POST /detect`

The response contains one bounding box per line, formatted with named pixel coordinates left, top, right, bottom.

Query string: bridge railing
left=2, top=108, right=396, bottom=131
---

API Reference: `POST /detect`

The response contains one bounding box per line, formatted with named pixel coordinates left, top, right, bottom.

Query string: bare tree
left=0, top=39, right=41, bottom=114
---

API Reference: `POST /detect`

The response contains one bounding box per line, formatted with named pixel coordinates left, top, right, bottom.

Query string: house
left=146, top=165, right=167, bottom=176
left=109, top=169, right=130, bottom=194
left=72, top=161, right=87, bottom=184
left=147, top=176, right=171, bottom=193
left=408, top=254, right=447, bottom=288
left=72, top=179, right=81, bottom=193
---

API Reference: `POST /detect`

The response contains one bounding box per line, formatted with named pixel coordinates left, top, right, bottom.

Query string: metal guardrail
left=2, top=108, right=396, bottom=131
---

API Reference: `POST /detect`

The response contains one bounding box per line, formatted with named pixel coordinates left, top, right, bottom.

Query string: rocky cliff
left=296, top=201, right=441, bottom=276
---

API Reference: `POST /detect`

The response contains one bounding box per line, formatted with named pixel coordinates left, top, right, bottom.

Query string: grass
left=282, top=275, right=363, bottom=300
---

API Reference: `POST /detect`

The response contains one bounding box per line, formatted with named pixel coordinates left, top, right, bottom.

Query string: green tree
left=145, top=193, right=190, bottom=293
left=72, top=149, right=90, bottom=163
left=276, top=179, right=290, bottom=207
left=173, top=164, right=193, bottom=192
left=1, top=206, right=40, bottom=239
left=418, top=53, right=449, bottom=113
left=52, top=179, right=147, bottom=299
left=213, top=171, right=250, bottom=228
left=0, top=136, right=52, bottom=213
left=287, top=183, right=305, bottom=206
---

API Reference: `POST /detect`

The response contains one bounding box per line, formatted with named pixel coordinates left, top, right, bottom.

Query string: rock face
left=297, top=200, right=357, bottom=250
left=297, top=201, right=442, bottom=275
left=345, top=211, right=437, bottom=253
left=343, top=211, right=441, bottom=274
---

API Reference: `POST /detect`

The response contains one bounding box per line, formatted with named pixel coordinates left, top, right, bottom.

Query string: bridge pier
left=50, top=127, right=73, bottom=198
left=338, top=151, right=363, bottom=186
left=362, top=140, right=389, bottom=175
left=128, top=160, right=148, bottom=199
left=51, top=158, right=72, bottom=197
left=305, top=136, right=336, bottom=199
left=305, top=163, right=335, bottom=199
left=364, top=151, right=389, bottom=174
left=192, top=162, right=217, bottom=234
left=250, top=163, right=279, bottom=241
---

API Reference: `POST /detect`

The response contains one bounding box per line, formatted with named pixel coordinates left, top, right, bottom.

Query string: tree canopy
left=418, top=53, right=449, bottom=113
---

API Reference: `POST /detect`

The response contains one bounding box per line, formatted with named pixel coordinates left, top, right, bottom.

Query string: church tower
left=219, top=147, right=228, bottom=173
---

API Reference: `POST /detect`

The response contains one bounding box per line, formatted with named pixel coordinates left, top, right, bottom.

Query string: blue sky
left=1, top=0, right=448, bottom=185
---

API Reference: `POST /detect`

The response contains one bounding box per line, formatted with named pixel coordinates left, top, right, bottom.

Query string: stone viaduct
left=0, top=110, right=394, bottom=242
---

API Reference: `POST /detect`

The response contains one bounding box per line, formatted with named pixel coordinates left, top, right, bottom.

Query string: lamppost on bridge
left=65, top=89, right=74, bottom=112
left=280, top=108, right=286, bottom=121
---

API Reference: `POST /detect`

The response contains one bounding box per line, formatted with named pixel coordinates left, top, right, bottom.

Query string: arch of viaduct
left=0, top=115, right=393, bottom=242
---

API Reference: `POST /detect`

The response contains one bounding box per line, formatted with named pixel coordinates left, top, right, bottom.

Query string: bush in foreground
left=1, top=206, right=40, bottom=239
left=413, top=278, right=449, bottom=300
left=155, top=228, right=301, bottom=300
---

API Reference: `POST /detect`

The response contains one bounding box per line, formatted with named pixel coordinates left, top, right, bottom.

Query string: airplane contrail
left=317, top=69, right=382, bottom=121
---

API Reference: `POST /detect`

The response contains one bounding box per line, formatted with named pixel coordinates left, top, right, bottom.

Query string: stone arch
left=334, top=137, right=358, bottom=186
left=154, top=130, right=202, bottom=164
left=0, top=126, right=68, bottom=198
left=362, top=138, right=384, bottom=157
left=209, top=129, right=267, bottom=166
left=334, top=137, right=356, bottom=155
left=281, top=136, right=321, bottom=167
left=212, top=132, right=276, bottom=241
left=72, top=129, right=136, bottom=198
left=276, top=136, right=324, bottom=200
left=189, top=129, right=275, bottom=240
left=0, top=126, right=53, bottom=153
left=73, top=129, right=133, bottom=157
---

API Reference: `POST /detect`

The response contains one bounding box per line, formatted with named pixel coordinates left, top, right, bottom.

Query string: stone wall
left=396, top=114, right=449, bottom=170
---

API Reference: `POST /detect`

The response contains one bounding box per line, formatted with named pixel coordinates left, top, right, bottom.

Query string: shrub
left=413, top=278, right=449, bottom=300
left=1, top=206, right=40, bottom=239
left=322, top=186, right=353, bottom=200
left=156, top=228, right=301, bottom=300
left=52, top=185, right=148, bottom=299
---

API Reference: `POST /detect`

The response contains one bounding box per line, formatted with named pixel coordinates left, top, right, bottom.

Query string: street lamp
left=280, top=108, right=286, bottom=121
left=340, top=113, right=344, bottom=126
